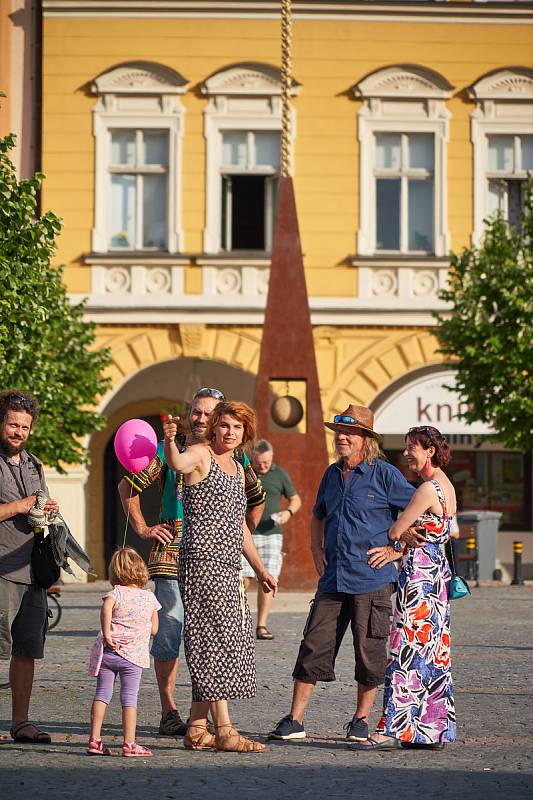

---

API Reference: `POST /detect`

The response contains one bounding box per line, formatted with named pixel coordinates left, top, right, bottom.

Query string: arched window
left=353, top=65, right=452, bottom=257
left=469, top=68, right=533, bottom=241
left=91, top=61, right=188, bottom=253
left=202, top=62, right=298, bottom=254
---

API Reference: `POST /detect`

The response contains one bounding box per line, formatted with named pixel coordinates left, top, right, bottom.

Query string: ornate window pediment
left=468, top=68, right=533, bottom=102
left=91, top=61, right=188, bottom=96
left=353, top=65, right=453, bottom=101
left=90, top=61, right=187, bottom=255
left=202, top=62, right=299, bottom=97
left=469, top=68, right=533, bottom=243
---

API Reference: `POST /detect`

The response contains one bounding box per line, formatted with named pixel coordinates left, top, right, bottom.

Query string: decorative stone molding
left=353, top=65, right=453, bottom=101
left=468, top=68, right=533, bottom=102
left=202, top=62, right=299, bottom=97
left=179, top=324, right=206, bottom=357
left=74, top=258, right=450, bottom=326
left=356, top=260, right=449, bottom=307
left=91, top=61, right=188, bottom=96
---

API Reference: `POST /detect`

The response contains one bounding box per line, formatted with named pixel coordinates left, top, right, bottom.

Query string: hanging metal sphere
left=271, top=395, right=304, bottom=428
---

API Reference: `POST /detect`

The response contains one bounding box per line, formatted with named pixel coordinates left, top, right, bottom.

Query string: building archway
left=87, top=357, right=256, bottom=579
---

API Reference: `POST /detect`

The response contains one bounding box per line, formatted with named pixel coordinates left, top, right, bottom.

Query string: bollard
left=511, top=540, right=524, bottom=586
left=465, top=535, right=477, bottom=581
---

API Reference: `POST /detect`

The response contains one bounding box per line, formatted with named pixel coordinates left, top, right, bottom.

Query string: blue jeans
left=150, top=578, right=184, bottom=661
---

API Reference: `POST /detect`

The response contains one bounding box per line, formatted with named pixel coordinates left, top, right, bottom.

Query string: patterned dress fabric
left=378, top=479, right=456, bottom=744
left=179, top=456, right=256, bottom=702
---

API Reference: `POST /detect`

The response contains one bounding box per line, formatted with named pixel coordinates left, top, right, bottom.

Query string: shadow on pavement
left=0, top=764, right=531, bottom=799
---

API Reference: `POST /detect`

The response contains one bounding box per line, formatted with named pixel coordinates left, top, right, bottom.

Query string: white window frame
left=469, top=69, right=533, bottom=243
left=220, top=130, right=280, bottom=251
left=354, top=66, right=452, bottom=257
left=373, top=132, right=435, bottom=254
left=91, top=62, right=187, bottom=254
left=108, top=128, right=170, bottom=251
left=202, top=63, right=298, bottom=254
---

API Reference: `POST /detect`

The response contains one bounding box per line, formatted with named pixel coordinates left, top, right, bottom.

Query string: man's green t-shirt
left=256, top=464, right=296, bottom=536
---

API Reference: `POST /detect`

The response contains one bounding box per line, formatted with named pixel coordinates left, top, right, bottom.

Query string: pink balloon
left=114, top=419, right=158, bottom=474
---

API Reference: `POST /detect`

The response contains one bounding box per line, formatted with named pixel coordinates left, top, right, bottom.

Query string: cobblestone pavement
left=1, top=585, right=532, bottom=799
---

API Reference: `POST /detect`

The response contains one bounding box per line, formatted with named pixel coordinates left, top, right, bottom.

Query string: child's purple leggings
left=94, top=649, right=143, bottom=708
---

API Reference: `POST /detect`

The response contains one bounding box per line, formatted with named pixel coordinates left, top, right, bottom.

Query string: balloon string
left=122, top=480, right=134, bottom=549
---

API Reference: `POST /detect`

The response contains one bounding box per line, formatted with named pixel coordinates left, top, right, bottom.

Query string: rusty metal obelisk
left=254, top=0, right=328, bottom=589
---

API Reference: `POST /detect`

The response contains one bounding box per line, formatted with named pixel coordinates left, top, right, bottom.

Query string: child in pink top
left=87, top=547, right=161, bottom=757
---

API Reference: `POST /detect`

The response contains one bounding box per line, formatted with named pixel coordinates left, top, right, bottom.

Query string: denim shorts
left=150, top=578, right=184, bottom=660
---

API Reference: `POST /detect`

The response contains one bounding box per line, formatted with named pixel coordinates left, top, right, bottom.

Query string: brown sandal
left=215, top=723, right=265, bottom=753
left=184, top=724, right=216, bottom=751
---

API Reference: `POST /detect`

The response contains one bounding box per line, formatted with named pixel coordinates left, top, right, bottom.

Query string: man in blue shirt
left=268, top=404, right=415, bottom=743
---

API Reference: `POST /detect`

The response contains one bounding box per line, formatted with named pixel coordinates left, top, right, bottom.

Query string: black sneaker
left=159, top=709, right=187, bottom=736
left=344, top=716, right=369, bottom=742
left=267, top=714, right=306, bottom=740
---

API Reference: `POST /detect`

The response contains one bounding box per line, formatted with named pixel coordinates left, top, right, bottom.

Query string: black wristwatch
left=392, top=540, right=403, bottom=553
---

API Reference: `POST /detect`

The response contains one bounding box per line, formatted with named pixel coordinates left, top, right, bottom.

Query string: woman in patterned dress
left=163, top=401, right=277, bottom=753
left=355, top=425, right=457, bottom=751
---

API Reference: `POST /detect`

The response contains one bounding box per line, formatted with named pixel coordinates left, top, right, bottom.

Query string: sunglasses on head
left=193, top=387, right=225, bottom=402
left=408, top=425, right=440, bottom=445
left=4, top=393, right=35, bottom=409
left=334, top=415, right=359, bottom=425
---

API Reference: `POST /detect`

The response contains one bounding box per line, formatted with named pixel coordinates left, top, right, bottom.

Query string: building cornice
left=43, top=1, right=533, bottom=24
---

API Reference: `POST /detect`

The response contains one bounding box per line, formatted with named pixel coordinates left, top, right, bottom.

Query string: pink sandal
left=122, top=741, right=153, bottom=757
left=87, top=737, right=112, bottom=756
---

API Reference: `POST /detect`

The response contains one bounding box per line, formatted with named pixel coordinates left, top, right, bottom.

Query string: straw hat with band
left=324, top=404, right=382, bottom=443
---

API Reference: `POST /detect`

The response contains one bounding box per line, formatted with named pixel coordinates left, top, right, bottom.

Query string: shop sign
left=374, top=370, right=493, bottom=435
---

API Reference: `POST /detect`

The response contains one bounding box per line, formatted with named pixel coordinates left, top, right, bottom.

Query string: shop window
left=375, top=132, right=434, bottom=253
left=385, top=448, right=532, bottom=531
left=90, top=61, right=187, bottom=253
left=353, top=65, right=452, bottom=257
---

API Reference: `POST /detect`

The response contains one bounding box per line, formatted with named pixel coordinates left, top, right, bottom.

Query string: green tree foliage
left=435, top=176, right=533, bottom=451
left=0, top=133, right=111, bottom=470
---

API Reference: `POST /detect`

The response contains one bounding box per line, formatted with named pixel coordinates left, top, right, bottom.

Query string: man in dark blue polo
left=268, top=404, right=415, bottom=743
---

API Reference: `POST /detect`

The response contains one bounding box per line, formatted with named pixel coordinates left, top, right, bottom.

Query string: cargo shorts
left=292, top=584, right=393, bottom=687
left=0, top=577, right=48, bottom=660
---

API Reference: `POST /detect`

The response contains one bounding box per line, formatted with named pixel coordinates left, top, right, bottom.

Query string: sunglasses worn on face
left=334, top=415, right=359, bottom=425
left=193, top=387, right=226, bottom=401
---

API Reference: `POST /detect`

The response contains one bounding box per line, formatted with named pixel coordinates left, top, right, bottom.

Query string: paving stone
left=1, top=585, right=532, bottom=798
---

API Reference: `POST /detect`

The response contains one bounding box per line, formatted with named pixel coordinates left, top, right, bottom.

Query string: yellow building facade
left=39, top=1, right=533, bottom=582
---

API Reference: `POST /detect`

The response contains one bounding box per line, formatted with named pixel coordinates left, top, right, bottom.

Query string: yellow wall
left=42, top=14, right=533, bottom=295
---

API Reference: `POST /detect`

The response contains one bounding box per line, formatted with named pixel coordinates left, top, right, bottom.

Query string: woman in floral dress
left=355, top=425, right=457, bottom=751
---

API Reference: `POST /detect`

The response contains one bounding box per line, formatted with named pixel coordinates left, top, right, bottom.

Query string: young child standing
left=87, top=547, right=161, bottom=757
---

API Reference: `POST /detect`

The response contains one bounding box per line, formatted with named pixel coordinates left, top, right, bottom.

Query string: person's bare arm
left=163, top=417, right=206, bottom=474
left=311, top=514, right=326, bottom=577
left=388, top=482, right=438, bottom=541
left=118, top=478, right=172, bottom=545
left=0, top=496, right=37, bottom=522
left=276, top=493, right=302, bottom=525
left=150, top=609, right=159, bottom=636
left=245, top=501, right=264, bottom=534
left=101, top=595, right=116, bottom=649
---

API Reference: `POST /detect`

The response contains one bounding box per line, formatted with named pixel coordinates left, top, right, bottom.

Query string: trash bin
left=456, top=510, right=502, bottom=581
